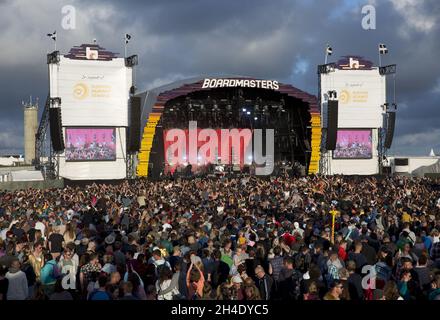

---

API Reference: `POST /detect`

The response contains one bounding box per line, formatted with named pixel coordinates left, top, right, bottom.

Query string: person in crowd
left=323, top=280, right=344, bottom=300
left=28, top=240, right=44, bottom=281
left=0, top=265, right=9, bottom=300
left=5, top=258, right=28, bottom=300
left=255, top=265, right=274, bottom=300
left=49, top=278, right=73, bottom=300
left=119, top=281, right=139, bottom=300
left=88, top=275, right=112, bottom=300
left=79, top=253, right=102, bottom=296
left=186, top=262, right=205, bottom=300
left=40, top=253, right=61, bottom=297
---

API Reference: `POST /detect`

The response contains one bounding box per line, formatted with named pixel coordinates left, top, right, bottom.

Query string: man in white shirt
left=292, top=222, right=304, bottom=237
left=35, top=218, right=46, bottom=239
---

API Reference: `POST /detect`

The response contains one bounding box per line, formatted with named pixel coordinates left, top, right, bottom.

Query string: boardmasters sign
left=202, top=78, right=280, bottom=90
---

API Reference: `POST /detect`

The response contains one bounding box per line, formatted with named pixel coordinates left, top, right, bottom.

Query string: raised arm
left=186, top=262, right=194, bottom=288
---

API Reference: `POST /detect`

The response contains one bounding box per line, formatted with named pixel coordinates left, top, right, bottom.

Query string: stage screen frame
left=332, top=129, right=373, bottom=160
left=65, top=127, right=117, bottom=162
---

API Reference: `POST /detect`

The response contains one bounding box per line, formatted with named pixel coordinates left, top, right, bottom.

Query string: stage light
left=254, top=117, right=258, bottom=120
left=243, top=108, right=247, bottom=112
left=246, top=111, right=251, bottom=115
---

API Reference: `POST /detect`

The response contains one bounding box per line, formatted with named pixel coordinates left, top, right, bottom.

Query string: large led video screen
left=65, top=128, right=116, bottom=161
left=333, top=129, right=372, bottom=159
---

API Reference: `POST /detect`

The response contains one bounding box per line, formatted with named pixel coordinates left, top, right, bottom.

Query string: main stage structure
left=35, top=43, right=396, bottom=180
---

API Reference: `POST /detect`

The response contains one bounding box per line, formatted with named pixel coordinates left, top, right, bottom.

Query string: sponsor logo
left=73, top=83, right=88, bottom=100
left=339, top=90, right=350, bottom=104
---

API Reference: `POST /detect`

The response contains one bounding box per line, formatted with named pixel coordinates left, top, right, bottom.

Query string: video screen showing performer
left=65, top=128, right=116, bottom=161
left=333, top=129, right=372, bottom=159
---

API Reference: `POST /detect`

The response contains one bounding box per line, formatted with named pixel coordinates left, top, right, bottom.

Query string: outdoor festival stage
left=35, top=43, right=394, bottom=181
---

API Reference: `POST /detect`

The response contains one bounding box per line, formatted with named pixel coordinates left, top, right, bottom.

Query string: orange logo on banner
left=340, top=90, right=350, bottom=104
left=73, top=83, right=89, bottom=100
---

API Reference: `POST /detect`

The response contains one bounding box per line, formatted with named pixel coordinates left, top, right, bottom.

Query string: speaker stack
left=127, top=96, right=141, bottom=153
left=384, top=111, right=396, bottom=149
left=49, top=107, right=64, bottom=152
left=326, top=91, right=339, bottom=150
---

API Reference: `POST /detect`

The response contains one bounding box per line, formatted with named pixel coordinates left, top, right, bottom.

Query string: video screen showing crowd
left=65, top=128, right=117, bottom=162
left=333, top=130, right=373, bottom=159
left=154, top=87, right=310, bottom=179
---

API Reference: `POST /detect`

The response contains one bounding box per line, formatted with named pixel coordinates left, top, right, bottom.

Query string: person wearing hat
left=105, top=233, right=116, bottom=246
left=231, top=274, right=244, bottom=300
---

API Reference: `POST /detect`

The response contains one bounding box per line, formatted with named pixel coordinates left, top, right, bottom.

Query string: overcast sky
left=0, top=0, right=439, bottom=156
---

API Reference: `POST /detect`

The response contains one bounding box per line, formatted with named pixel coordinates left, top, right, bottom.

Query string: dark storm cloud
left=0, top=0, right=439, bottom=155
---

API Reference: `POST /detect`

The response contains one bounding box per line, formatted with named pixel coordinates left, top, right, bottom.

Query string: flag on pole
left=326, top=44, right=333, bottom=55
left=379, top=43, right=388, bottom=54
left=47, top=31, right=56, bottom=41
left=125, top=33, right=132, bottom=44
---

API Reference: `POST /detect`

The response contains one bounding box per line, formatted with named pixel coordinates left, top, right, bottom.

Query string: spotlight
left=246, top=111, right=251, bottom=115
left=254, top=117, right=258, bottom=120
left=242, top=108, right=247, bottom=112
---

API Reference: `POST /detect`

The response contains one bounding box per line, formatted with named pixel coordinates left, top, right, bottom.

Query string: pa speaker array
left=384, top=111, right=396, bottom=149
left=49, top=108, right=65, bottom=152
left=127, top=96, right=141, bottom=153
left=326, top=100, right=338, bottom=150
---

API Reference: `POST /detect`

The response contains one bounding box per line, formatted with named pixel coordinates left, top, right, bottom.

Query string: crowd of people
left=65, top=144, right=116, bottom=161
left=334, top=143, right=372, bottom=159
left=1, top=175, right=440, bottom=301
